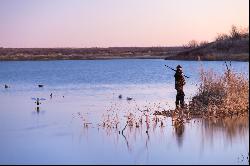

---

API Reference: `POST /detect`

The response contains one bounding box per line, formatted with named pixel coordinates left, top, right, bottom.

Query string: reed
left=189, top=66, right=249, bottom=116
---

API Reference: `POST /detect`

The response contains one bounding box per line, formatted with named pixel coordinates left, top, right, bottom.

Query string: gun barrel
left=168, top=65, right=175, bottom=71
left=164, top=65, right=190, bottom=78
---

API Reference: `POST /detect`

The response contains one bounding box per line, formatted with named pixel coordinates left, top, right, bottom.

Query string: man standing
left=174, top=65, right=186, bottom=109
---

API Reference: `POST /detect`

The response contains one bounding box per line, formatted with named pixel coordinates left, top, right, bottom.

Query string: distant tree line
left=183, top=40, right=209, bottom=49
left=215, top=25, right=249, bottom=41
left=183, top=25, right=249, bottom=49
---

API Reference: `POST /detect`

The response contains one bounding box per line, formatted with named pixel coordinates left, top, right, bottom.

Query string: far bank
left=0, top=48, right=249, bottom=62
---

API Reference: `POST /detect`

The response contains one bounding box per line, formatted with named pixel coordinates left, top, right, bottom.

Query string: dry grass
left=189, top=66, right=249, bottom=116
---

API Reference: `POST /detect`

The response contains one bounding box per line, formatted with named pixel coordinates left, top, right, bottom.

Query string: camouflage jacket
left=174, top=70, right=186, bottom=90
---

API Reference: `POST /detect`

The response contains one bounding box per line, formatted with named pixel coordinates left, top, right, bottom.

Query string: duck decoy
left=126, top=97, right=133, bottom=101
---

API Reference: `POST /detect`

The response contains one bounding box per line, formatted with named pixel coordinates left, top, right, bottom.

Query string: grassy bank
left=165, top=38, right=249, bottom=61
left=165, top=26, right=249, bottom=61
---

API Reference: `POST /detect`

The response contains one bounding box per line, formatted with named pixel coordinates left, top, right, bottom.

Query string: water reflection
left=32, top=107, right=46, bottom=115
left=74, top=101, right=249, bottom=159
left=201, top=114, right=249, bottom=144
left=65, top=95, right=250, bottom=165
left=172, top=117, right=185, bottom=148
left=36, top=106, right=40, bottom=114
left=121, top=129, right=131, bottom=152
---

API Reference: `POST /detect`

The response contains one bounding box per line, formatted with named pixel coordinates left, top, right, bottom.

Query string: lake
left=0, top=59, right=249, bottom=164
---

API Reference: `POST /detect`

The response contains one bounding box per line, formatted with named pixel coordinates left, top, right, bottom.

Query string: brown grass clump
left=189, top=66, right=249, bottom=116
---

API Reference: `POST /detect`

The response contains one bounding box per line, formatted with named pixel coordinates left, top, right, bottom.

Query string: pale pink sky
left=0, top=0, right=249, bottom=48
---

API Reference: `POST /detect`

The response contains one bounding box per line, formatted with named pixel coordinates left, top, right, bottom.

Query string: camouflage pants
left=176, top=89, right=185, bottom=108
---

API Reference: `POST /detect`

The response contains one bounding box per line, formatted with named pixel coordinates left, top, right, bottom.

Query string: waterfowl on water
left=4, top=84, right=9, bottom=88
left=38, top=85, right=44, bottom=88
left=118, top=94, right=122, bottom=99
left=126, top=97, right=133, bottom=101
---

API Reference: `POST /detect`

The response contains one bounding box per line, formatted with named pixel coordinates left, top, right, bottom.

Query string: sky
left=0, top=0, right=249, bottom=48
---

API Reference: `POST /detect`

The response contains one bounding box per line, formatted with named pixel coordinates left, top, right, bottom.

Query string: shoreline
left=0, top=55, right=167, bottom=61
left=0, top=47, right=248, bottom=62
left=0, top=56, right=248, bottom=62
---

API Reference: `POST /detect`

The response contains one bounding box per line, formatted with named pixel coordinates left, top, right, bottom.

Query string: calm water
left=0, top=59, right=249, bottom=164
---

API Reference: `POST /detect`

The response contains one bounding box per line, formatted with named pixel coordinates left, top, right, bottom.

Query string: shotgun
left=164, top=65, right=190, bottom=78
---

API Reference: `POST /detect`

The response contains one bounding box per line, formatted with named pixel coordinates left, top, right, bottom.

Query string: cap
left=176, top=65, right=182, bottom=69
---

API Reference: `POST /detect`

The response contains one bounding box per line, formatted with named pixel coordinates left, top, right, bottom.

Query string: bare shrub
left=183, top=40, right=199, bottom=48
left=230, top=25, right=241, bottom=39
left=239, top=26, right=249, bottom=38
left=215, top=25, right=249, bottom=42
left=199, top=41, right=209, bottom=47
left=189, top=66, right=249, bottom=115
left=215, top=33, right=230, bottom=41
